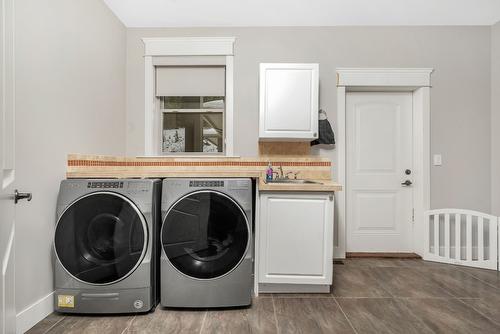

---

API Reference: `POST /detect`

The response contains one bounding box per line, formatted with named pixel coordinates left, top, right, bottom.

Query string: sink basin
left=266, top=179, right=323, bottom=185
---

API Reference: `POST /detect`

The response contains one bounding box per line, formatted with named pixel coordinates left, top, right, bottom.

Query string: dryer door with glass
left=162, top=190, right=250, bottom=280
left=54, top=192, right=148, bottom=285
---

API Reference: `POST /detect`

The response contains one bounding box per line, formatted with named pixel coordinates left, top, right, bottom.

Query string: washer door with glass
left=55, top=192, right=147, bottom=285
left=162, top=190, right=250, bottom=280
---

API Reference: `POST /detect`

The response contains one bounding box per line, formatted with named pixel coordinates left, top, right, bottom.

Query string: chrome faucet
left=273, top=165, right=299, bottom=180
left=285, top=171, right=300, bottom=179
left=271, top=165, right=285, bottom=180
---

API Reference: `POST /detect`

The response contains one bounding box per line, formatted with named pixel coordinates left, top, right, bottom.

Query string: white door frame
left=335, top=68, right=433, bottom=258
left=1, top=0, right=16, bottom=333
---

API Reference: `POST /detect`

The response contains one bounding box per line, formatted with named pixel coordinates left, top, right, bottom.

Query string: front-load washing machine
left=53, top=179, right=161, bottom=314
left=161, top=178, right=253, bottom=308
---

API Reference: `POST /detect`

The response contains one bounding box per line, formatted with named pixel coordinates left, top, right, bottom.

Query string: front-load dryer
left=161, top=178, right=253, bottom=308
left=54, top=179, right=161, bottom=314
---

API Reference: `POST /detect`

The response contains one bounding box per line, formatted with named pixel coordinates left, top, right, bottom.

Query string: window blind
left=156, top=66, right=225, bottom=97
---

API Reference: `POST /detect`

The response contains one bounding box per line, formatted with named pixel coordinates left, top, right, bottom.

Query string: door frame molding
left=335, top=68, right=433, bottom=258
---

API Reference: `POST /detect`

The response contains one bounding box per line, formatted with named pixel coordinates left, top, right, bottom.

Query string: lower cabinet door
left=258, top=192, right=334, bottom=285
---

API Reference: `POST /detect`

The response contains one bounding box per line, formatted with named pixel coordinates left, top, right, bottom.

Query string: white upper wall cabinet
left=259, top=63, right=319, bottom=140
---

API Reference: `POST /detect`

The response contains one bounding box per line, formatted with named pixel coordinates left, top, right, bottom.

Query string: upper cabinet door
left=259, top=63, right=319, bottom=140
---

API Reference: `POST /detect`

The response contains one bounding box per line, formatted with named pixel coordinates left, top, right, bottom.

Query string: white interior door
left=1, top=0, right=16, bottom=332
left=346, top=92, right=414, bottom=252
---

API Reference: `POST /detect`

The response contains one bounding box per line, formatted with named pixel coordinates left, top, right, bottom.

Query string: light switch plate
left=433, top=154, right=442, bottom=166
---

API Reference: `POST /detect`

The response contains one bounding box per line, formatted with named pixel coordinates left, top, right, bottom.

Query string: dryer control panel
left=87, top=181, right=124, bottom=189
left=189, top=180, right=224, bottom=188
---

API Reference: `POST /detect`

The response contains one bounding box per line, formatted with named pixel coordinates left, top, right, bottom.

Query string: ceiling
left=103, top=0, right=500, bottom=28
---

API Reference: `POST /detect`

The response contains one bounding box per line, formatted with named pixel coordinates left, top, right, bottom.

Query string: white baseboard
left=16, top=291, right=54, bottom=334
left=259, top=283, right=331, bottom=293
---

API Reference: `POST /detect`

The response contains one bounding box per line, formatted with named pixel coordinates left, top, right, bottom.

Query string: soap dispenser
left=266, top=162, right=273, bottom=182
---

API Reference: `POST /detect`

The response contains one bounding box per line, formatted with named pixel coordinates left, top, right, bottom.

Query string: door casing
left=335, top=68, right=433, bottom=259
left=1, top=0, right=16, bottom=333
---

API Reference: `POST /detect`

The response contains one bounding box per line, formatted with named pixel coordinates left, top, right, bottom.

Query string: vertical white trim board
left=334, top=86, right=346, bottom=258
left=253, top=180, right=260, bottom=296
left=412, top=87, right=431, bottom=256
left=224, top=55, right=234, bottom=156
left=335, top=68, right=433, bottom=259
left=144, top=55, right=156, bottom=155
left=16, top=291, right=54, bottom=334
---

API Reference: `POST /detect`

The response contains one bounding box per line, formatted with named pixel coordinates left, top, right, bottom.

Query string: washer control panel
left=87, top=181, right=124, bottom=189
left=189, top=180, right=224, bottom=188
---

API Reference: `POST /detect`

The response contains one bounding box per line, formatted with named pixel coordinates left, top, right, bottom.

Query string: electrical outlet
left=433, top=154, right=442, bottom=166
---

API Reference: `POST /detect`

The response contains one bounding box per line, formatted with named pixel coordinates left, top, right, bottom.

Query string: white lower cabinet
left=258, top=192, right=334, bottom=286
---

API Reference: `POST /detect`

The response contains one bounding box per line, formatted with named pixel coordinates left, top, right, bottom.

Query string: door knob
left=14, top=190, right=32, bottom=204
left=401, top=180, right=413, bottom=187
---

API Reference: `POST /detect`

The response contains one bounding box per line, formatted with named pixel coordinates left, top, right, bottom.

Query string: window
left=156, top=66, right=226, bottom=155
left=142, top=37, right=235, bottom=156
left=160, top=97, right=225, bottom=153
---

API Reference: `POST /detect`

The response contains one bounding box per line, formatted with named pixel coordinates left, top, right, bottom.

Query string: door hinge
left=412, top=208, right=415, bottom=222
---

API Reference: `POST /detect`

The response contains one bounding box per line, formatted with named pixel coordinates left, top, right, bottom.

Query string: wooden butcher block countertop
left=258, top=179, right=342, bottom=192
left=67, top=154, right=342, bottom=192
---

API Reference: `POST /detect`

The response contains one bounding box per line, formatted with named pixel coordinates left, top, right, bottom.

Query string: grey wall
left=491, top=21, right=500, bottom=215
left=15, top=0, right=126, bottom=314
left=127, top=27, right=491, bottom=212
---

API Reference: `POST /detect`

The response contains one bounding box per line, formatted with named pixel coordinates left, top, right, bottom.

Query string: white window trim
left=142, top=37, right=236, bottom=156
left=335, top=68, right=433, bottom=259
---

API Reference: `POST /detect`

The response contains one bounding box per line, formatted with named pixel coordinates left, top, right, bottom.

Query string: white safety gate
left=424, top=209, right=499, bottom=270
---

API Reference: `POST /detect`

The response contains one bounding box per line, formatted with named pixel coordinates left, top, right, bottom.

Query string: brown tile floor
left=27, top=259, right=500, bottom=334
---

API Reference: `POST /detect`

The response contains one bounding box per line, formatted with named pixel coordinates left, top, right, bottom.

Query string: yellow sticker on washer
left=57, top=295, right=75, bottom=308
